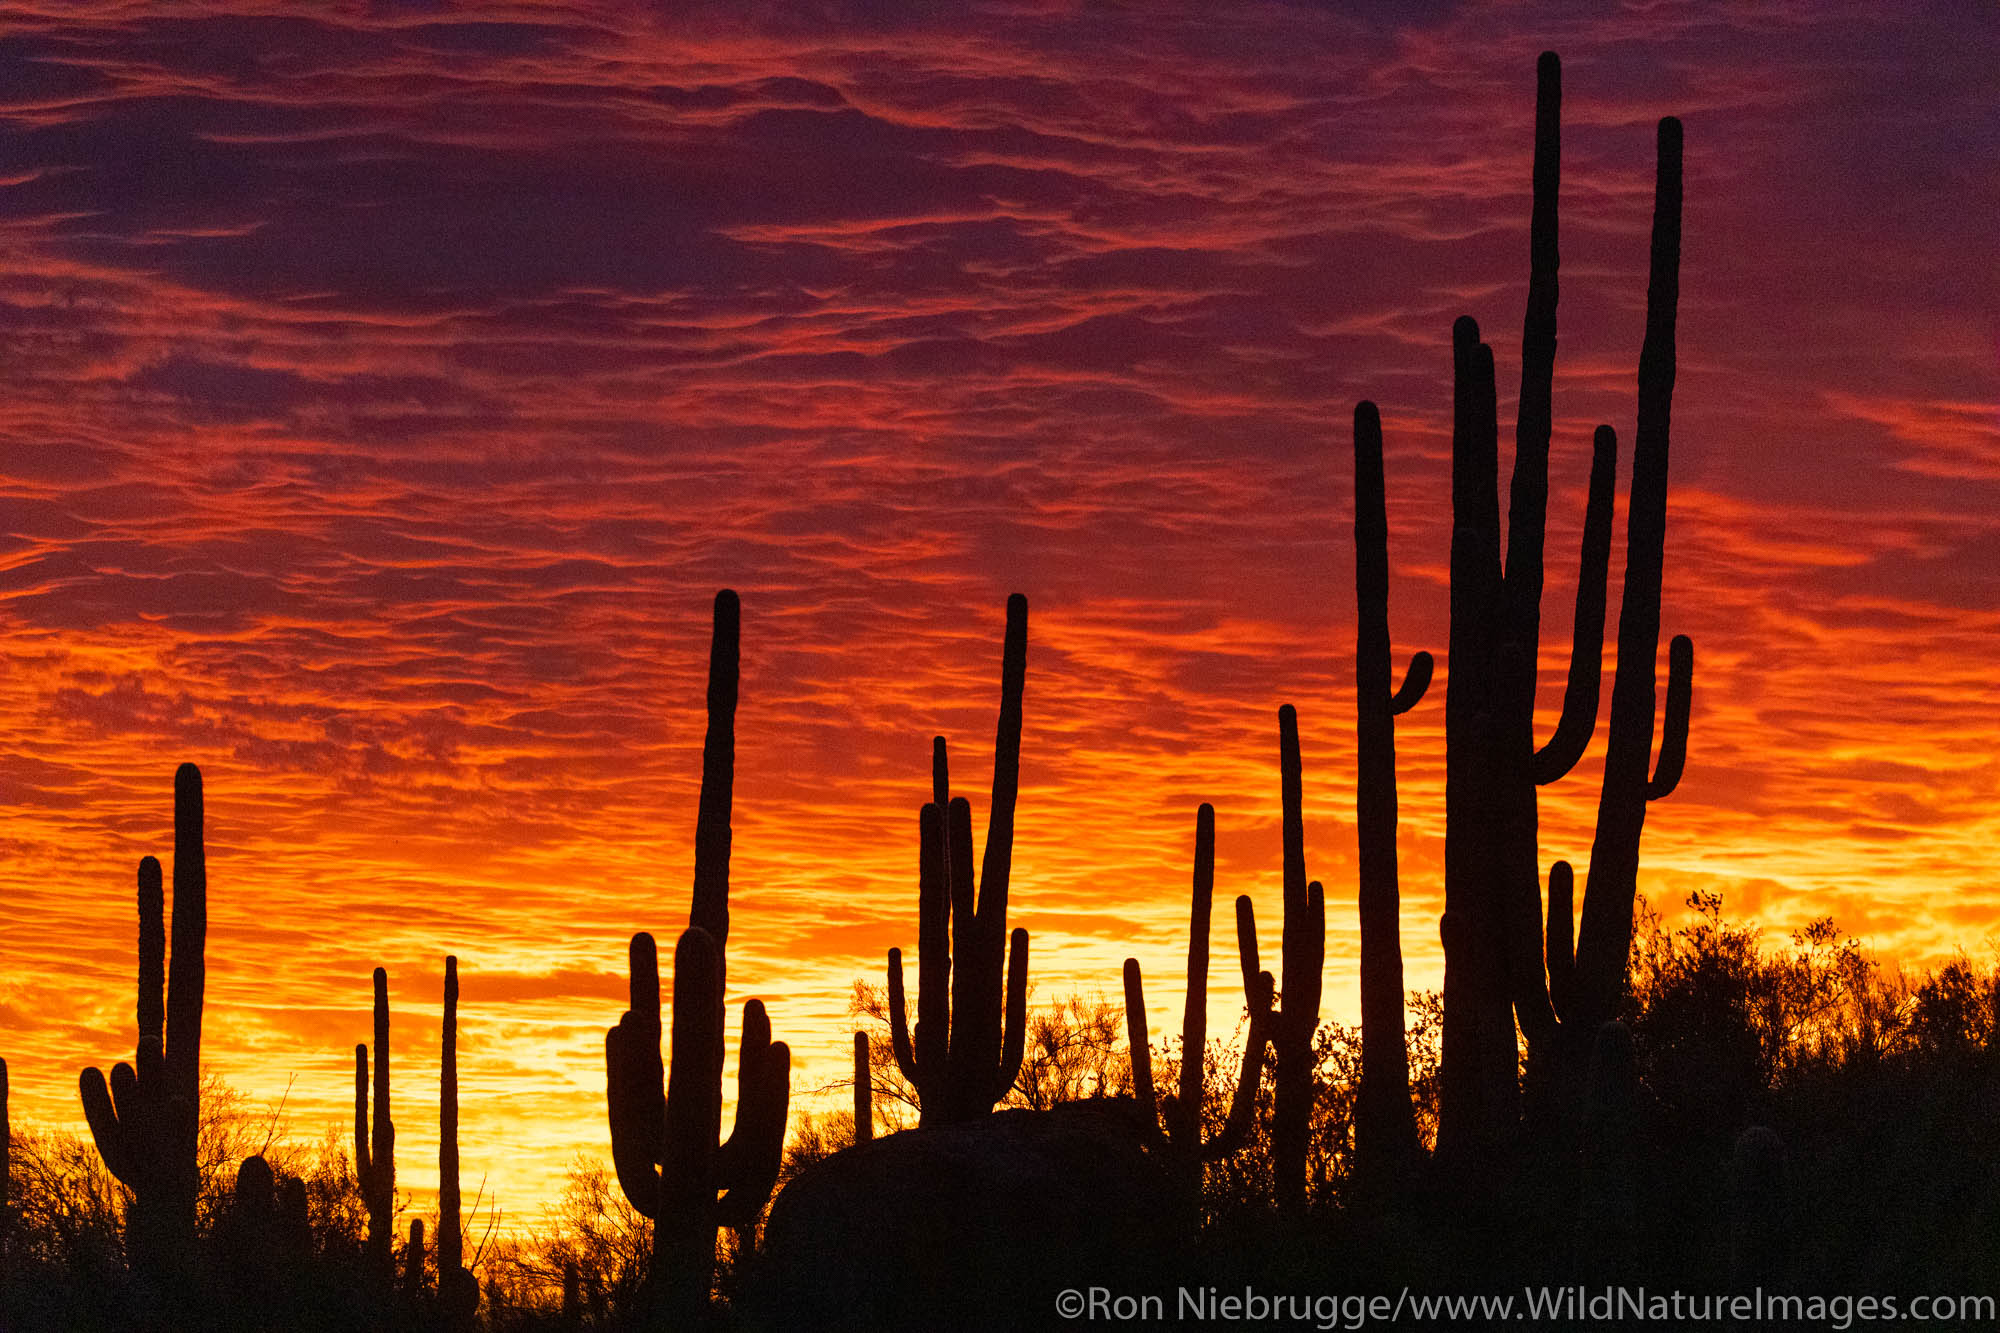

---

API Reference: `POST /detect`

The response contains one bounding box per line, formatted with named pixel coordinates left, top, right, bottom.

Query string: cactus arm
left=691, top=590, right=738, bottom=952
left=916, top=800, right=952, bottom=1096
left=945, top=795, right=978, bottom=1101
left=79, top=1066, right=135, bottom=1185
left=1389, top=653, right=1433, bottom=716
left=353, top=1043, right=371, bottom=1184
left=886, top=949, right=920, bottom=1086
left=714, top=1033, right=790, bottom=1227
left=1122, top=959, right=1162, bottom=1141
left=715, top=996, right=789, bottom=1226
left=976, top=594, right=1027, bottom=939
left=1532, top=424, right=1617, bottom=786
left=1545, top=861, right=1575, bottom=1022
left=137, top=857, right=165, bottom=1050
left=993, top=928, right=1028, bottom=1104
left=1179, top=805, right=1216, bottom=1132
left=1204, top=972, right=1272, bottom=1160
left=1646, top=635, right=1693, bottom=799
left=1302, top=881, right=1326, bottom=1026
left=932, top=735, right=949, bottom=808
left=1234, top=895, right=1262, bottom=1000
left=604, top=933, right=663, bottom=1219
left=853, top=1032, right=873, bottom=1145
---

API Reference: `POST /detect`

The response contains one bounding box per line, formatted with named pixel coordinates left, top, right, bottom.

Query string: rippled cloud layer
left=1, top=0, right=1995, bottom=1216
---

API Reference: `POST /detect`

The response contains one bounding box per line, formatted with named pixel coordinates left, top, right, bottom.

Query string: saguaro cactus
left=605, top=590, right=792, bottom=1320
left=1267, top=706, right=1326, bottom=1211
left=439, top=955, right=478, bottom=1323
left=852, top=1032, right=873, bottom=1146
left=1351, top=401, right=1433, bottom=1173
left=79, top=762, right=207, bottom=1281
left=355, top=967, right=395, bottom=1279
left=2, top=1055, right=11, bottom=1276
left=886, top=595, right=1031, bottom=1126
left=1433, top=53, right=1693, bottom=1157
left=1123, top=804, right=1273, bottom=1166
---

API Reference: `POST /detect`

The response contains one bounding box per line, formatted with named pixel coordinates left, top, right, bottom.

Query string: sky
left=1, top=0, right=1996, bottom=1226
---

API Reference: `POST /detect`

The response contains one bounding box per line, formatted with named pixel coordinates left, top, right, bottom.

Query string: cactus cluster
left=78, top=763, right=207, bottom=1284
left=605, top=589, right=792, bottom=1320
left=1431, top=51, right=1694, bottom=1161
left=1122, top=804, right=1272, bottom=1166
left=886, top=595, right=1031, bottom=1127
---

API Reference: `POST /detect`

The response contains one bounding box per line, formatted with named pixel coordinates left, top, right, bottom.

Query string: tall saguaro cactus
left=439, top=955, right=478, bottom=1322
left=2, top=1055, right=11, bottom=1277
left=886, top=595, right=1032, bottom=1126
left=79, top=762, right=207, bottom=1282
left=1434, top=53, right=1693, bottom=1157
left=605, top=590, right=792, bottom=1321
left=355, top=967, right=394, bottom=1279
left=1123, top=804, right=1272, bottom=1165
left=1351, top=402, right=1433, bottom=1172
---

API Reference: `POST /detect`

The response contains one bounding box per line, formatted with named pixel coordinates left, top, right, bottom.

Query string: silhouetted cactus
left=1351, top=401, right=1433, bottom=1175
left=2, top=1056, right=11, bottom=1278
left=1122, top=803, right=1272, bottom=1167
left=355, top=966, right=395, bottom=1279
left=78, top=762, right=206, bottom=1283
left=1433, top=53, right=1693, bottom=1157
left=219, top=1155, right=279, bottom=1315
left=1245, top=706, right=1326, bottom=1212
left=853, top=1032, right=873, bottom=1146
left=405, top=1218, right=426, bottom=1296
left=886, top=595, right=1032, bottom=1126
left=1729, top=1125, right=1788, bottom=1285
left=439, top=955, right=479, bottom=1325
left=605, top=590, right=792, bottom=1322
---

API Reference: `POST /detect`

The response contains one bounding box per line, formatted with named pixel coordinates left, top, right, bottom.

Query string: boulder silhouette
left=751, top=1100, right=1189, bottom=1331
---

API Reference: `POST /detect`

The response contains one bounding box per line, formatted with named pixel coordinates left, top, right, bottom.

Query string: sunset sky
left=1, top=1, right=1996, bottom=1225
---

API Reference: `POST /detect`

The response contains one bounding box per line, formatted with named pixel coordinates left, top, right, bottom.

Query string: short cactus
left=853, top=1032, right=873, bottom=1146
left=78, top=763, right=207, bottom=1282
left=1123, top=804, right=1273, bottom=1165
left=886, top=595, right=1031, bottom=1126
